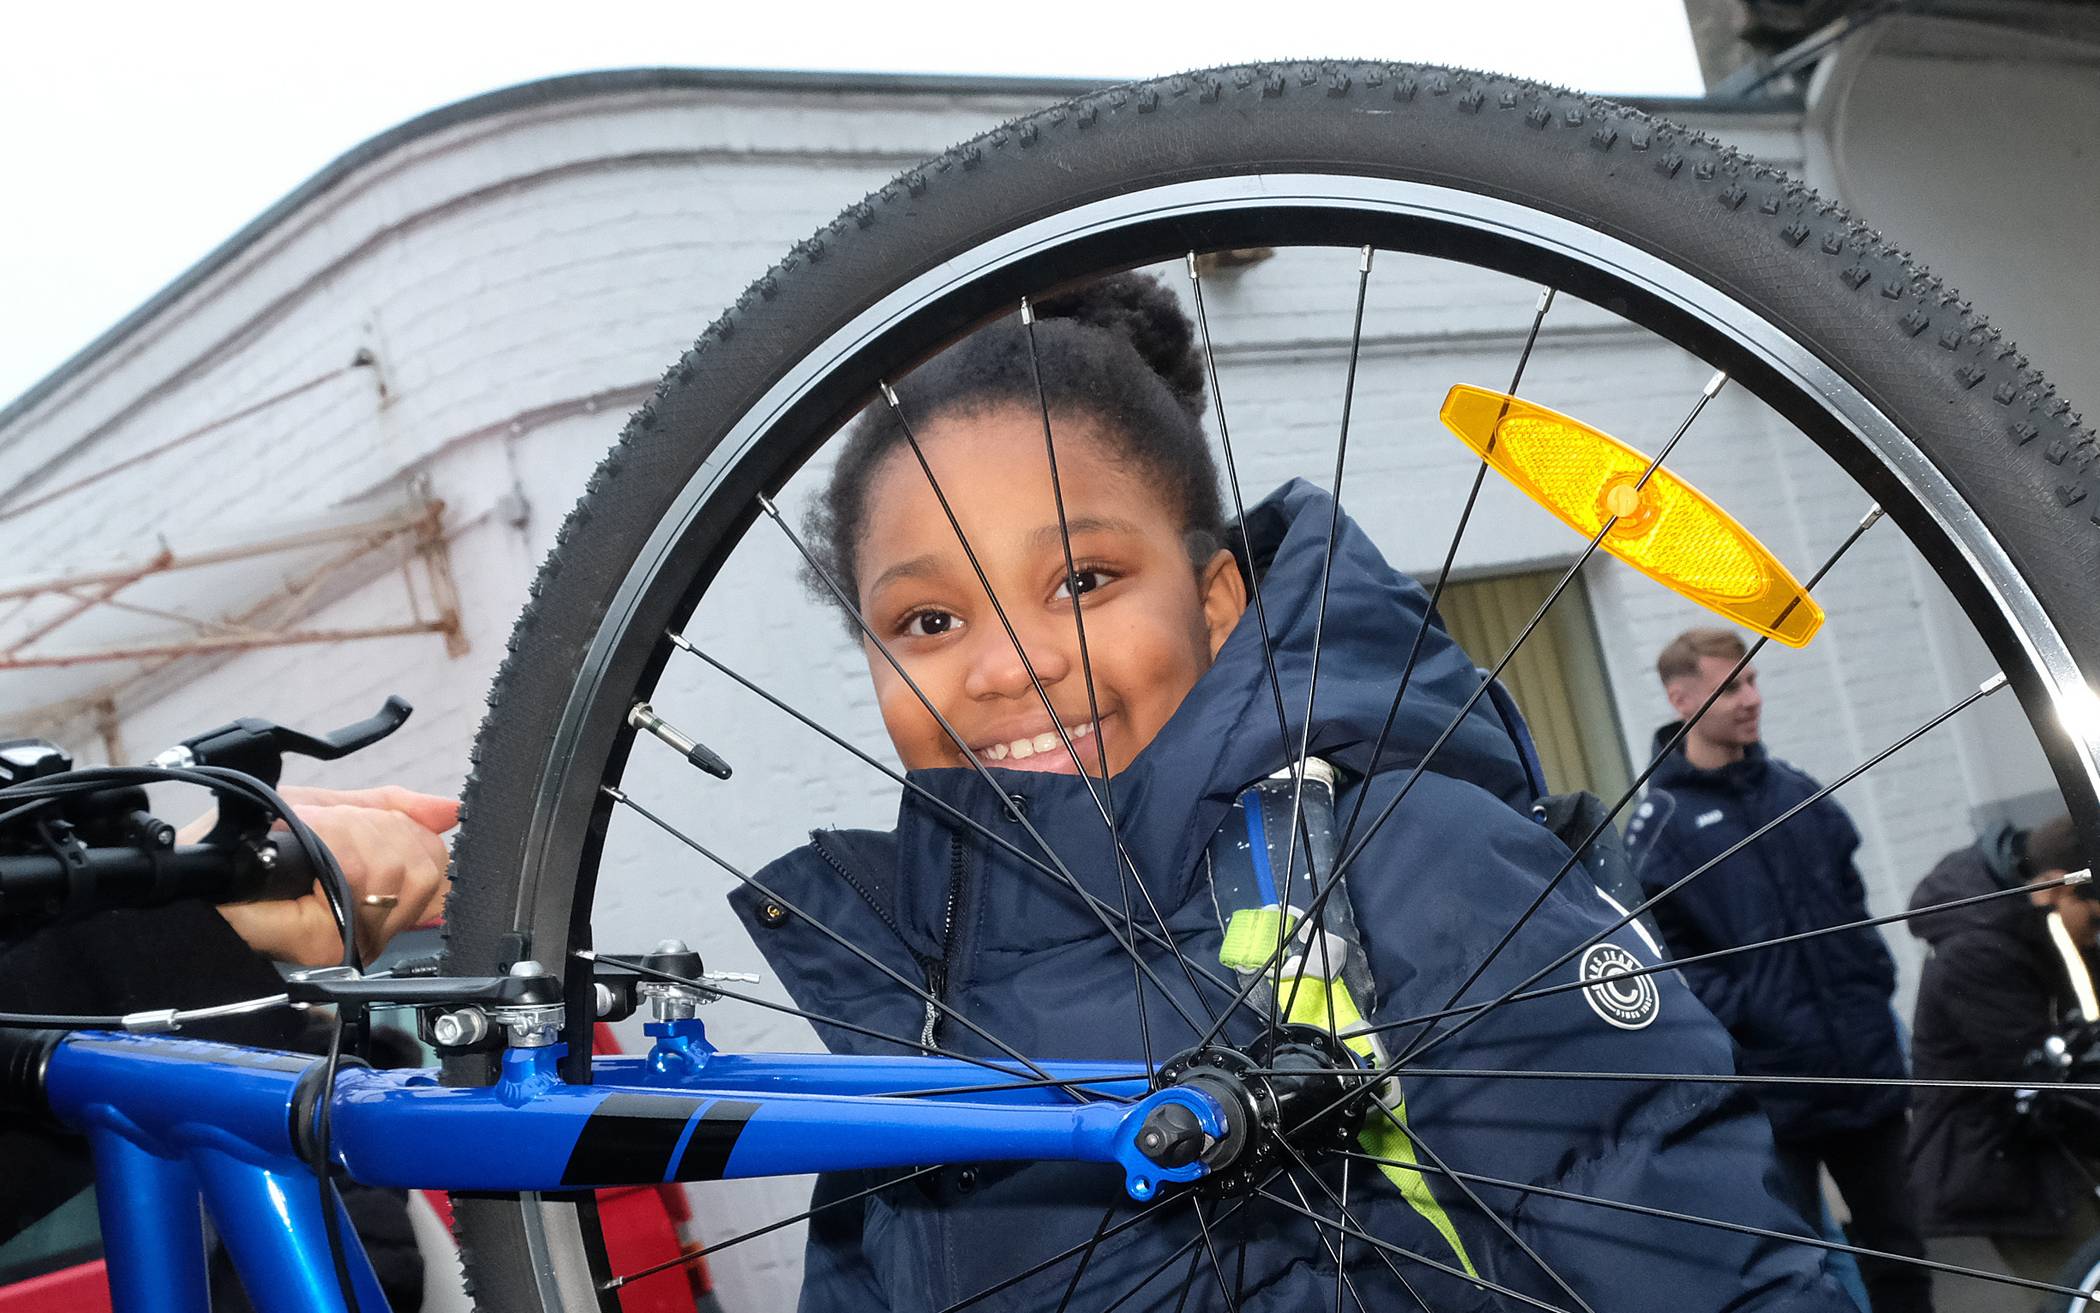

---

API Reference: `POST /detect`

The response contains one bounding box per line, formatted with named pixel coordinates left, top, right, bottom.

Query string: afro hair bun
left=1034, top=272, right=1208, bottom=421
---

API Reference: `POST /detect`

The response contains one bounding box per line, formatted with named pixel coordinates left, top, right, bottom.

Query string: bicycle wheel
left=439, top=60, right=2100, bottom=1312
left=2051, top=1234, right=2100, bottom=1313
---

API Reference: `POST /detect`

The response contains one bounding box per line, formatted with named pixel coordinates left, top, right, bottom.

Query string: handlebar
left=0, top=697, right=413, bottom=932
left=0, top=838, right=316, bottom=924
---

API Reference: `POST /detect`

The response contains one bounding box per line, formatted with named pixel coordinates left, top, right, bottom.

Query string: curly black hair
left=802, top=271, right=1227, bottom=621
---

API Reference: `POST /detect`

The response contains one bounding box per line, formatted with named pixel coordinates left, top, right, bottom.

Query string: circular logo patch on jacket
left=1579, top=943, right=1659, bottom=1030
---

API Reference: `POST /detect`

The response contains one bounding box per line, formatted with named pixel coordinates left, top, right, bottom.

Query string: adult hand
left=185, top=785, right=458, bottom=968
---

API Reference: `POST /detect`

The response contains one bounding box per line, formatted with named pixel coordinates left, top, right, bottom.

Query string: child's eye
left=1053, top=569, right=1113, bottom=601
left=902, top=609, right=961, bottom=638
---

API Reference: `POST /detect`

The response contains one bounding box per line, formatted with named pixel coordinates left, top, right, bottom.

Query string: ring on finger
left=361, top=893, right=401, bottom=911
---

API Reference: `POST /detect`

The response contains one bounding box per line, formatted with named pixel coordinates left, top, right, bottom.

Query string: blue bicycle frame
left=44, top=1018, right=1215, bottom=1313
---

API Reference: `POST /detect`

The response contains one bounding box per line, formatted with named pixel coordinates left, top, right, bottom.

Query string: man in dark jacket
left=1907, top=814, right=2100, bottom=1285
left=738, top=486, right=1856, bottom=1313
left=1626, top=626, right=1931, bottom=1312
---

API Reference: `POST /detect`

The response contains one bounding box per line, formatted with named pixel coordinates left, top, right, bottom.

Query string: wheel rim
left=519, top=176, right=2097, bottom=942
left=471, top=172, right=2100, bottom=1310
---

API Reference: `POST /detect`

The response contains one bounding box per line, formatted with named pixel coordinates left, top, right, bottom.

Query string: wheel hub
left=1145, top=1025, right=1374, bottom=1197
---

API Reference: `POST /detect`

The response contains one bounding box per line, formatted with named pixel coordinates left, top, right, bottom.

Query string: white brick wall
left=0, top=77, right=2061, bottom=1308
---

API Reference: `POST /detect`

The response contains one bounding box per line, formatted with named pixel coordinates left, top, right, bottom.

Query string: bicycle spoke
left=666, top=634, right=1262, bottom=1026
left=1279, top=1132, right=1553, bottom=1313
left=1346, top=866, right=2090, bottom=1040
left=1255, top=1185, right=1571, bottom=1313
left=943, top=1182, right=1274, bottom=1313
left=579, top=951, right=1132, bottom=1100
left=1265, top=245, right=1377, bottom=1057
left=1022, top=300, right=1188, bottom=1072
left=1392, top=669, right=2011, bottom=1070
left=1261, top=1064, right=2100, bottom=1096
left=1367, top=1110, right=1597, bottom=1313
left=1330, top=368, right=1726, bottom=886
left=1287, top=1154, right=1418, bottom=1310
left=1287, top=1168, right=1371, bottom=1313
left=1332, top=1158, right=1348, bottom=1313
left=756, top=495, right=1212, bottom=1039
left=1169, top=1246, right=1205, bottom=1313
left=1392, top=501, right=1886, bottom=1058
left=1335, top=285, right=1556, bottom=857
left=1053, top=1203, right=1120, bottom=1313
left=879, top=1073, right=1142, bottom=1099
left=1341, top=1148, right=2100, bottom=1305
left=1189, top=370, right=1731, bottom=1055
left=595, top=794, right=1117, bottom=1099
left=1098, top=1205, right=1250, bottom=1313
left=1191, top=1198, right=1242, bottom=1312
left=1185, top=254, right=1352, bottom=1046
left=883, top=345, right=1225, bottom=1070
left=602, top=1164, right=945, bottom=1289
left=938, top=1192, right=1189, bottom=1313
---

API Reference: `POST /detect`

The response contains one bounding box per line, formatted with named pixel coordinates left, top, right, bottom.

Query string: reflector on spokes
left=1439, top=384, right=1824, bottom=646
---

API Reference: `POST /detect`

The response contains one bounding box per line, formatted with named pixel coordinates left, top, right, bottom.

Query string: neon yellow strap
left=1276, top=976, right=1479, bottom=1279
left=1219, top=907, right=1294, bottom=972
left=1278, top=975, right=1379, bottom=1063
left=1360, top=1097, right=1480, bottom=1279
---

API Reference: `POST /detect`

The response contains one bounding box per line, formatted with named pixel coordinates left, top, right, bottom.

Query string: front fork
left=634, top=1016, right=1232, bottom=1201
left=352, top=1021, right=1236, bottom=1202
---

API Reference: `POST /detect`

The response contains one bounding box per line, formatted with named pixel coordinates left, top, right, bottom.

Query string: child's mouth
left=970, top=716, right=1109, bottom=774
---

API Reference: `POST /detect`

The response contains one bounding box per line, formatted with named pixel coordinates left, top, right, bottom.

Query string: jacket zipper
left=807, top=828, right=950, bottom=1006
left=807, top=831, right=909, bottom=941
left=922, top=834, right=969, bottom=1050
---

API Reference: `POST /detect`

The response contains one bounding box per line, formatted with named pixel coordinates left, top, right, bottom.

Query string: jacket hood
left=889, top=478, right=1539, bottom=915
left=1907, top=824, right=2045, bottom=948
left=1648, top=720, right=1769, bottom=795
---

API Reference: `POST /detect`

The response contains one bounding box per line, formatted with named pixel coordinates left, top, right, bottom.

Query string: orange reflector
left=1439, top=385, right=1823, bottom=647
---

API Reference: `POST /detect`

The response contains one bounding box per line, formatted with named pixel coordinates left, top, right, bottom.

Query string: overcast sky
left=0, top=0, right=1704, bottom=408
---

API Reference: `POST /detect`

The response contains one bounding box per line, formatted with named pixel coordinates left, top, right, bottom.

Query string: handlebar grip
left=0, top=838, right=324, bottom=923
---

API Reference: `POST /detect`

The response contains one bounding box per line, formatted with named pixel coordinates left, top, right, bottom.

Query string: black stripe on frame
left=675, top=1099, right=760, bottom=1180
left=560, top=1093, right=706, bottom=1186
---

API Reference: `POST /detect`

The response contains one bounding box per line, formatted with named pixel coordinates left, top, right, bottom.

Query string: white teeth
left=976, top=719, right=1101, bottom=764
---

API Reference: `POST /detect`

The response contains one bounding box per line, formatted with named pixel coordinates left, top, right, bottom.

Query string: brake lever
left=150, top=696, right=413, bottom=847
left=154, top=696, right=413, bottom=784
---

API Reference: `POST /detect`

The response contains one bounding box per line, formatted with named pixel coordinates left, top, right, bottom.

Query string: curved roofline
left=0, top=65, right=1795, bottom=433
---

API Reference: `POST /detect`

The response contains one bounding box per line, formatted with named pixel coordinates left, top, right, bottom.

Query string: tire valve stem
left=628, top=703, right=733, bottom=780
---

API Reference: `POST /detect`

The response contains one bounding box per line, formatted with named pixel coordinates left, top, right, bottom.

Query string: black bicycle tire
left=2047, top=1229, right=2100, bottom=1313
left=438, top=60, right=2100, bottom=1312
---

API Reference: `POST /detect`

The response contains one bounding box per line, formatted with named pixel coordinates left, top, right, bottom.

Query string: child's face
left=854, top=404, right=1247, bottom=776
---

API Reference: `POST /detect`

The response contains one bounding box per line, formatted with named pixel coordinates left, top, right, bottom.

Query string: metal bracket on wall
left=0, top=483, right=466, bottom=676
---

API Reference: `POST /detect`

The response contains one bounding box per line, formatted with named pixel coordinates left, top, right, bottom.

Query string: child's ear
left=1198, top=549, right=1249, bottom=659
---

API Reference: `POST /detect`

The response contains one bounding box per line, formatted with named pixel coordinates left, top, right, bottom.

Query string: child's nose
left=962, top=619, right=1072, bottom=700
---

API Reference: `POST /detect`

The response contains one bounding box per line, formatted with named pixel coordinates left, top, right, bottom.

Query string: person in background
left=1625, top=626, right=1933, bottom=1313
left=1907, top=814, right=2100, bottom=1289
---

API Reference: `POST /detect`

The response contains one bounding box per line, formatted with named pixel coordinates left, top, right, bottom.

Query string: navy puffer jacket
left=732, top=481, right=1850, bottom=1312
left=1625, top=727, right=1906, bottom=1141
